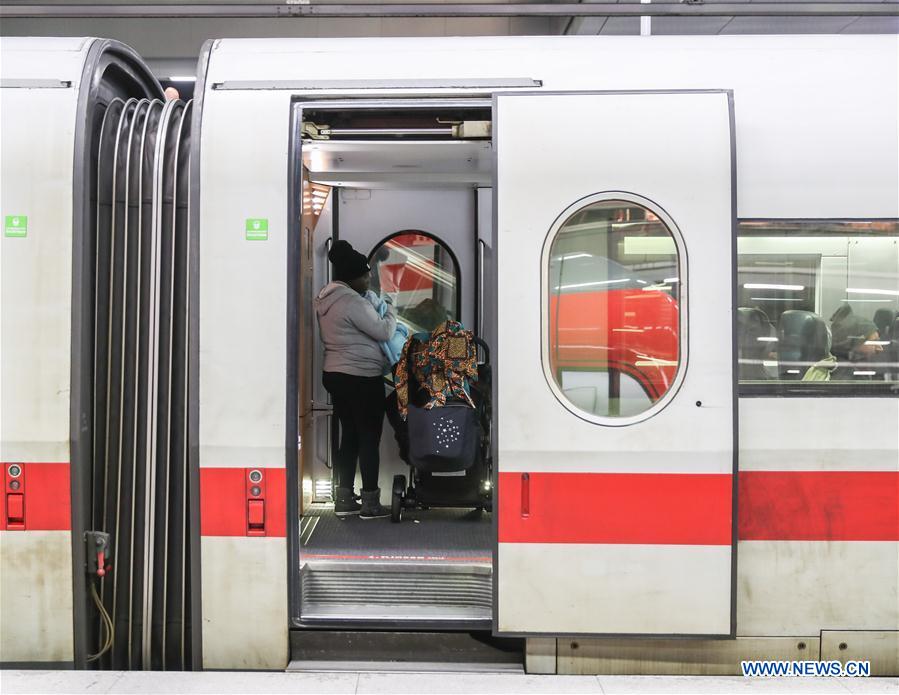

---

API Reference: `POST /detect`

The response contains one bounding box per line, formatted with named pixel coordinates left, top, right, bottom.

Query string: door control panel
left=85, top=531, right=112, bottom=577
left=5, top=463, right=25, bottom=530
left=246, top=468, right=266, bottom=536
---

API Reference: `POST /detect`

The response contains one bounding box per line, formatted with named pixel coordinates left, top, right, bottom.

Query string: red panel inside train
left=550, top=287, right=679, bottom=402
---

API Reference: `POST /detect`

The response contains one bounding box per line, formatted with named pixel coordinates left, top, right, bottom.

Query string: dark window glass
left=737, top=221, right=899, bottom=394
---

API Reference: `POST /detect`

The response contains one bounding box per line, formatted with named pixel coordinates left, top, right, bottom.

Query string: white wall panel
left=0, top=87, right=77, bottom=463
left=0, top=51, right=79, bottom=666
left=200, top=537, right=288, bottom=670
left=740, top=399, right=899, bottom=472
left=737, top=541, right=899, bottom=635
left=198, top=88, right=290, bottom=670
left=0, top=532, right=74, bottom=662
left=198, top=90, right=290, bottom=470
left=499, top=544, right=732, bottom=635
left=0, top=37, right=92, bottom=82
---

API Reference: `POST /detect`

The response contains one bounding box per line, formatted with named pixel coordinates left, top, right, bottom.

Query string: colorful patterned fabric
left=394, top=320, right=478, bottom=419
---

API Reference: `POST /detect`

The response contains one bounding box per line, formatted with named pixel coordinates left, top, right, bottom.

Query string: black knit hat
left=831, top=310, right=877, bottom=357
left=328, top=240, right=370, bottom=283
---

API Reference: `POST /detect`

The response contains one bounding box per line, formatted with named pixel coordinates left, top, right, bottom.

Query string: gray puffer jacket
left=314, top=281, right=397, bottom=377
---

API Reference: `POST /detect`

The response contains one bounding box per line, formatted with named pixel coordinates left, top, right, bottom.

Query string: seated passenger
left=873, top=308, right=896, bottom=341
left=803, top=308, right=883, bottom=381
left=778, top=310, right=828, bottom=381
left=737, top=307, right=774, bottom=380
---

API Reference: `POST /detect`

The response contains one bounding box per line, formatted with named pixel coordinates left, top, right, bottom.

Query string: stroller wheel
left=391, top=474, right=406, bottom=523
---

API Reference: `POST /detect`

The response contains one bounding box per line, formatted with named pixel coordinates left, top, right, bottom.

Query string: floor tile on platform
left=598, top=675, right=854, bottom=694
left=0, top=670, right=360, bottom=695
left=833, top=677, right=899, bottom=694
left=0, top=671, right=124, bottom=694
left=108, top=671, right=359, bottom=694
left=357, top=671, right=603, bottom=694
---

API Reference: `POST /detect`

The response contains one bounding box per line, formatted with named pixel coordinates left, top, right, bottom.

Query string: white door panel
left=495, top=91, right=736, bottom=635
left=499, top=544, right=732, bottom=634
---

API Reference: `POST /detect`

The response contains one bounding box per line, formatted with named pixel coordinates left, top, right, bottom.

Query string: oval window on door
left=545, top=195, right=686, bottom=423
left=369, top=231, right=460, bottom=333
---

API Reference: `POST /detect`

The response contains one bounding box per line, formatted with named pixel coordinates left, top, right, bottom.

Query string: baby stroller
left=389, top=325, right=492, bottom=523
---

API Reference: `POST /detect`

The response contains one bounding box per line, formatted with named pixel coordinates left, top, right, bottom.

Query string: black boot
left=334, top=487, right=361, bottom=517
left=359, top=488, right=389, bottom=520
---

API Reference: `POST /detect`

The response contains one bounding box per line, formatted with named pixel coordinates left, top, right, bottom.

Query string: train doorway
left=287, top=90, right=737, bottom=646
left=289, top=100, right=497, bottom=630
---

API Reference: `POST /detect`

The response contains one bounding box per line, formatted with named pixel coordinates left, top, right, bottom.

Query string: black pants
left=323, top=371, right=385, bottom=491
left=384, top=389, right=409, bottom=463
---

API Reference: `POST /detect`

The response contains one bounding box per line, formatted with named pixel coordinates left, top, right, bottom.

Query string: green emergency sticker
left=4, top=215, right=27, bottom=238
left=245, top=218, right=268, bottom=241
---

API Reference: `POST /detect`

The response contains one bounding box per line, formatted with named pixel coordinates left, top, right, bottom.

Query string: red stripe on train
left=0, top=462, right=71, bottom=531
left=195, top=468, right=896, bottom=541
left=200, top=467, right=287, bottom=537
left=738, top=470, right=899, bottom=541
left=498, top=472, right=733, bottom=545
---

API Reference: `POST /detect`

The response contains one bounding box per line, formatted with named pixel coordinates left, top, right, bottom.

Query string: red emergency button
left=247, top=499, right=265, bottom=536
left=6, top=493, right=25, bottom=530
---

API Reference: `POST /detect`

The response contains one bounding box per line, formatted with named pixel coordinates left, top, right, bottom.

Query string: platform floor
left=2, top=670, right=895, bottom=694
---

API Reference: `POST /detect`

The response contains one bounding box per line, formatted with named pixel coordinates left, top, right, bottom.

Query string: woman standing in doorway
left=315, top=240, right=396, bottom=519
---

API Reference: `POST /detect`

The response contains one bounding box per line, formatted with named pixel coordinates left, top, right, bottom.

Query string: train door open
left=493, top=91, right=737, bottom=636
left=292, top=101, right=496, bottom=629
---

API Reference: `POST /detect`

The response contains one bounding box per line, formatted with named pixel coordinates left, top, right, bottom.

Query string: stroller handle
left=473, top=336, right=491, bottom=365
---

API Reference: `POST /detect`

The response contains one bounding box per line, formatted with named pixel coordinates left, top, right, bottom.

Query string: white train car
left=1, top=34, right=897, bottom=674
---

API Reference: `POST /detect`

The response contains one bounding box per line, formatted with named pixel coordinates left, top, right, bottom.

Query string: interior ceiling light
left=560, top=253, right=592, bottom=260
left=303, top=182, right=332, bottom=227
left=743, top=283, right=804, bottom=291
left=846, top=287, right=899, bottom=296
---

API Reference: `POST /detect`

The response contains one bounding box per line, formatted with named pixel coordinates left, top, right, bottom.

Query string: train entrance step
left=287, top=630, right=523, bottom=673
left=299, top=560, right=493, bottom=624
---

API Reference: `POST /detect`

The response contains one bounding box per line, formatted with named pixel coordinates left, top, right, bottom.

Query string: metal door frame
left=286, top=95, right=493, bottom=629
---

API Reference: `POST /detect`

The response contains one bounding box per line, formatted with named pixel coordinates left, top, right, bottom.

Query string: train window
left=368, top=231, right=459, bottom=333
left=737, top=220, right=899, bottom=395
left=545, top=197, right=683, bottom=421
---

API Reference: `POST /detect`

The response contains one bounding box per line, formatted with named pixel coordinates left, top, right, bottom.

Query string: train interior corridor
left=293, top=102, right=496, bottom=627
